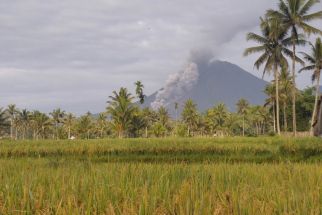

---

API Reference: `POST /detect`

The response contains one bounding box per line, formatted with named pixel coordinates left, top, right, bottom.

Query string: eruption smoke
left=151, top=49, right=214, bottom=110
left=151, top=62, right=199, bottom=110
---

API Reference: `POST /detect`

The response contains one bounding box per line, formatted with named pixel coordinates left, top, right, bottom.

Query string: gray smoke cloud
left=151, top=58, right=200, bottom=110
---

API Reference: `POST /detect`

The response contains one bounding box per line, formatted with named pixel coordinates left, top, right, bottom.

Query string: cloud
left=0, top=0, right=321, bottom=114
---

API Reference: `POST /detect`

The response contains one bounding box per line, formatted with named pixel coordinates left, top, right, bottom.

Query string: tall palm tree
left=264, top=84, right=277, bottom=133
left=267, top=0, right=322, bottom=136
left=135, top=81, right=145, bottom=104
left=181, top=99, right=199, bottom=136
left=236, top=98, right=250, bottom=136
left=6, top=104, right=18, bottom=140
left=50, top=108, right=65, bottom=139
left=244, top=17, right=302, bottom=135
left=107, top=87, right=135, bottom=138
left=19, top=109, right=31, bottom=140
left=0, top=108, right=9, bottom=137
left=96, top=113, right=107, bottom=138
left=299, top=38, right=322, bottom=135
left=30, top=111, right=51, bottom=139
left=64, top=113, right=75, bottom=139
left=279, top=69, right=293, bottom=131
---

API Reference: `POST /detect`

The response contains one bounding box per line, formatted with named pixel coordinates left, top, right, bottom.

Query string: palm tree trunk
left=292, top=42, right=297, bottom=136
left=10, top=119, right=13, bottom=140
left=273, top=102, right=276, bottom=133
left=275, top=65, right=281, bottom=135
left=68, top=126, right=71, bottom=139
left=145, top=126, right=148, bottom=138
left=283, top=102, right=287, bottom=132
left=242, top=116, right=245, bottom=136
left=311, top=70, right=320, bottom=136
left=15, top=127, right=18, bottom=140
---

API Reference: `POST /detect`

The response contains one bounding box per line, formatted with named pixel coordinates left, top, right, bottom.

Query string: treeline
left=0, top=85, right=315, bottom=139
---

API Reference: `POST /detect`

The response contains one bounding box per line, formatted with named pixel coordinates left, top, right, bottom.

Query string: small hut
left=313, top=95, right=322, bottom=136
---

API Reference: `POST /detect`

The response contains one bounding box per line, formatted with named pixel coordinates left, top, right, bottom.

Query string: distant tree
left=135, top=81, right=145, bottom=104
left=0, top=108, right=9, bottom=137
left=107, top=88, right=135, bottom=138
left=299, top=38, right=322, bottom=135
left=279, top=69, right=293, bottom=131
left=181, top=99, right=199, bottom=136
left=77, top=112, right=93, bottom=139
left=64, top=113, right=76, bottom=139
left=30, top=111, right=51, bottom=139
left=264, top=84, right=277, bottom=133
left=50, top=108, right=65, bottom=140
left=236, top=98, right=250, bottom=136
left=18, top=109, right=31, bottom=140
left=267, top=0, right=322, bottom=136
left=6, top=104, right=18, bottom=140
left=96, top=113, right=107, bottom=138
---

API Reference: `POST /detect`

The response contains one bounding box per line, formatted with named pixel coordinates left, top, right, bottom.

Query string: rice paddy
left=0, top=137, right=321, bottom=214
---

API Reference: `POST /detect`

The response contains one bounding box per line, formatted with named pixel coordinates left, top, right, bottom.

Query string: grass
left=0, top=137, right=321, bottom=162
left=0, top=137, right=321, bottom=214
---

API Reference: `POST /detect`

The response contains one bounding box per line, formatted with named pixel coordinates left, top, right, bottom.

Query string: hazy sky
left=0, top=0, right=321, bottom=114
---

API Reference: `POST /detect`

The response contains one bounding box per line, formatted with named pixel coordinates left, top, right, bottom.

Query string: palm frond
left=243, top=46, right=266, bottom=56
left=246, top=32, right=268, bottom=44
left=299, top=0, right=320, bottom=16
left=302, top=11, right=322, bottom=21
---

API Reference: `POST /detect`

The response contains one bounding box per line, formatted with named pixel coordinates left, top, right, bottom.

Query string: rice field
left=0, top=137, right=321, bottom=214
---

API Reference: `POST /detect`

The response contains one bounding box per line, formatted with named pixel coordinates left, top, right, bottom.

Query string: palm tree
left=6, top=104, right=18, bottom=140
left=181, top=99, right=199, bottom=136
left=96, top=113, right=107, bottom=138
left=107, top=87, right=135, bottom=138
left=64, top=113, right=75, bottom=139
left=279, top=69, right=293, bottom=131
left=264, top=84, right=277, bottom=133
left=236, top=99, right=250, bottom=136
left=30, top=111, right=51, bottom=139
left=267, top=0, right=322, bottom=136
left=135, top=81, right=145, bottom=104
left=299, top=38, right=322, bottom=135
left=0, top=108, right=9, bottom=137
left=50, top=108, right=65, bottom=139
left=18, top=109, right=31, bottom=140
left=77, top=112, right=93, bottom=139
left=244, top=17, right=302, bottom=135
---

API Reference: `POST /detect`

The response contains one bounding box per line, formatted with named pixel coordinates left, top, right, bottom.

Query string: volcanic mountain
left=143, top=59, right=268, bottom=114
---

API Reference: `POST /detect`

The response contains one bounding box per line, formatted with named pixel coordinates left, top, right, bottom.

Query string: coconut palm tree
left=267, top=0, right=322, bottom=136
left=299, top=38, right=322, bottom=135
left=264, top=84, right=276, bottom=133
left=135, top=81, right=145, bottom=104
left=244, top=17, right=302, bottom=135
left=6, top=104, right=18, bottom=140
left=279, top=69, right=293, bottom=131
left=50, top=108, right=65, bottom=139
left=107, top=87, right=135, bottom=138
left=236, top=98, right=250, bottom=136
left=30, top=111, right=51, bottom=139
left=181, top=99, right=199, bottom=136
left=18, top=109, right=31, bottom=140
left=0, top=108, right=9, bottom=137
left=64, top=113, right=76, bottom=139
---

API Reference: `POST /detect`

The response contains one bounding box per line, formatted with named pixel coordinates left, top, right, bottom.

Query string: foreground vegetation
left=0, top=138, right=321, bottom=214
left=0, top=159, right=321, bottom=214
left=0, top=137, right=321, bottom=163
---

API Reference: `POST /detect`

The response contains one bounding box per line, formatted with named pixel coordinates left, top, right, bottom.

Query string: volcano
left=143, top=60, right=268, bottom=114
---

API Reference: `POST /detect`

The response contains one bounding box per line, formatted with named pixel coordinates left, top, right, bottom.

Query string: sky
left=0, top=0, right=321, bottom=115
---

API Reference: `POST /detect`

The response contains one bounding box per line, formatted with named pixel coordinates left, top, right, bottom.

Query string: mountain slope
left=143, top=60, right=268, bottom=113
